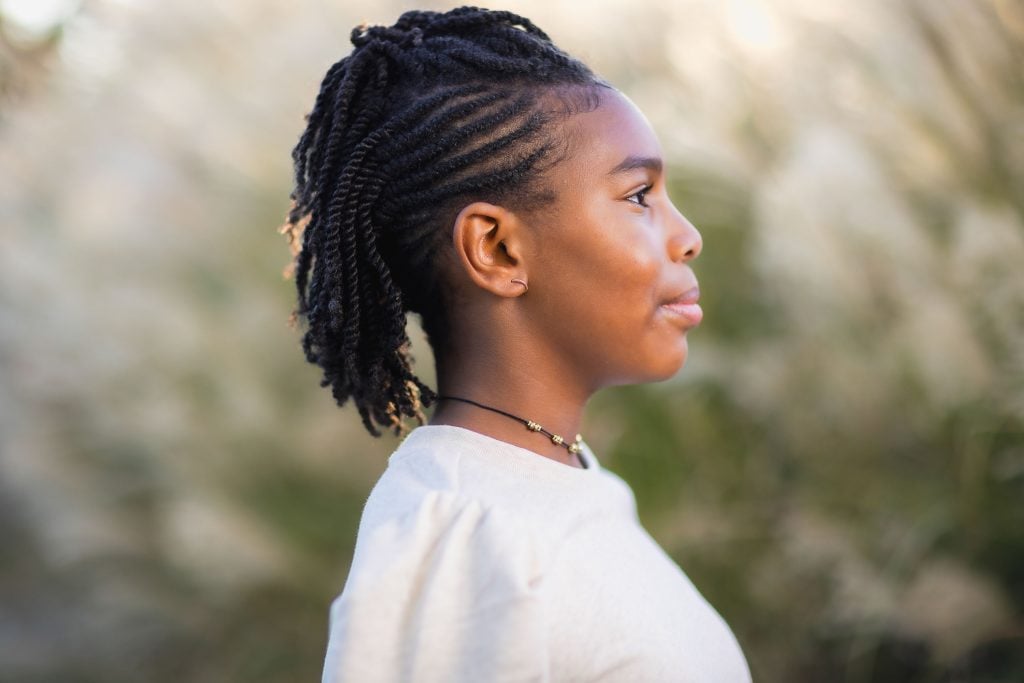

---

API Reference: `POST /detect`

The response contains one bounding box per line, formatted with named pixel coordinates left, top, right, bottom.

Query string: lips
left=660, top=286, right=703, bottom=327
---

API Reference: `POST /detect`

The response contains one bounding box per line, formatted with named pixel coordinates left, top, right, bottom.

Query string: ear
left=450, top=202, right=529, bottom=298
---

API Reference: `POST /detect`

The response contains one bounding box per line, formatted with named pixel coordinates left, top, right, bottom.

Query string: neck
left=429, top=335, right=592, bottom=468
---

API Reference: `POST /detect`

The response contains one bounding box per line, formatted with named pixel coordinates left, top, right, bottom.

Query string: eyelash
left=626, top=185, right=653, bottom=208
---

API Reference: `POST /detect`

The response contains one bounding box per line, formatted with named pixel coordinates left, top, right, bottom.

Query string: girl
left=281, top=6, right=751, bottom=682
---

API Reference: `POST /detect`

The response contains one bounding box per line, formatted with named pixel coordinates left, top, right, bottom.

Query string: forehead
left=558, top=89, right=663, bottom=176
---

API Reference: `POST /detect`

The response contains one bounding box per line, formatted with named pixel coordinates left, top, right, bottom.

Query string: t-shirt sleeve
left=321, top=490, right=549, bottom=683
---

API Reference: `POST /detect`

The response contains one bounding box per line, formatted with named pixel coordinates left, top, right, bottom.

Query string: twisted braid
left=281, top=6, right=608, bottom=437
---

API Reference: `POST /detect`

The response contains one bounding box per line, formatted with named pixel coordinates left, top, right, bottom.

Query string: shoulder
left=325, top=491, right=550, bottom=682
left=346, top=489, right=544, bottom=598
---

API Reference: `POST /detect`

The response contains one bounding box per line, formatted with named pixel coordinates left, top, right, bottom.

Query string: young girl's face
left=526, top=89, right=703, bottom=389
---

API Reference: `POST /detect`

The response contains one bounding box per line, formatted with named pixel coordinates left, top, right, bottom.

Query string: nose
left=666, top=206, right=702, bottom=263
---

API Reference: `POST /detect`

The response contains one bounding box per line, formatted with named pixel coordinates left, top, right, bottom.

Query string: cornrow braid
left=281, top=6, right=608, bottom=437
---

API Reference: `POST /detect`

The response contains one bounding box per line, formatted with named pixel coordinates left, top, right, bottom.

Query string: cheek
left=572, top=239, right=663, bottom=336
left=570, top=206, right=656, bottom=271
left=533, top=208, right=663, bottom=333
left=594, top=235, right=662, bottom=306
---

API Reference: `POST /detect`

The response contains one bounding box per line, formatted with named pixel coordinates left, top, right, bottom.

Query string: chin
left=642, top=340, right=689, bottom=383
left=600, top=337, right=690, bottom=387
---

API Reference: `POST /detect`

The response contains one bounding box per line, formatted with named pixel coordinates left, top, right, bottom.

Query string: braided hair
left=281, top=6, right=607, bottom=437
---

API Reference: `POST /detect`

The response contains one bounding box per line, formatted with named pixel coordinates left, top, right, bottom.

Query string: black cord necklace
left=437, top=395, right=587, bottom=468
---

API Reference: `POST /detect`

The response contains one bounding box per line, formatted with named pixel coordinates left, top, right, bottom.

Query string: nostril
left=667, top=211, right=702, bottom=262
left=668, top=233, right=700, bottom=263
left=687, top=232, right=703, bottom=261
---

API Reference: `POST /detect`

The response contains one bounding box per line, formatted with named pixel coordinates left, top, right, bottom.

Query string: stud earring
left=511, top=278, right=528, bottom=293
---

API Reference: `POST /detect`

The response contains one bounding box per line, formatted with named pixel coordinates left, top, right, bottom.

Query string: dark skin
left=429, top=89, right=703, bottom=468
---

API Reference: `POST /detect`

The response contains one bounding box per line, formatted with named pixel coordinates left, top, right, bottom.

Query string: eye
left=626, top=185, right=652, bottom=208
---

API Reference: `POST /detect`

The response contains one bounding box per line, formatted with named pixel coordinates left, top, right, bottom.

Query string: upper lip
left=661, top=285, right=700, bottom=306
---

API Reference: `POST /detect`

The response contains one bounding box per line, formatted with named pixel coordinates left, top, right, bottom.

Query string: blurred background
left=1, top=0, right=1022, bottom=680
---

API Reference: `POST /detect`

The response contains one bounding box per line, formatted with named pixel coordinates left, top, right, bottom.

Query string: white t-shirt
left=322, top=424, right=751, bottom=682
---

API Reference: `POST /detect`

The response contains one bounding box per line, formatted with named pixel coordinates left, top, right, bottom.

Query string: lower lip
left=660, top=302, right=703, bottom=327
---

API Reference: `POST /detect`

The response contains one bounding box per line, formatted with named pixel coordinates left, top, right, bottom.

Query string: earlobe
left=451, top=202, right=529, bottom=298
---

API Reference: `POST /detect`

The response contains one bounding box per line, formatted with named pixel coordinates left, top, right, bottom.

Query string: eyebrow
left=607, top=155, right=663, bottom=176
